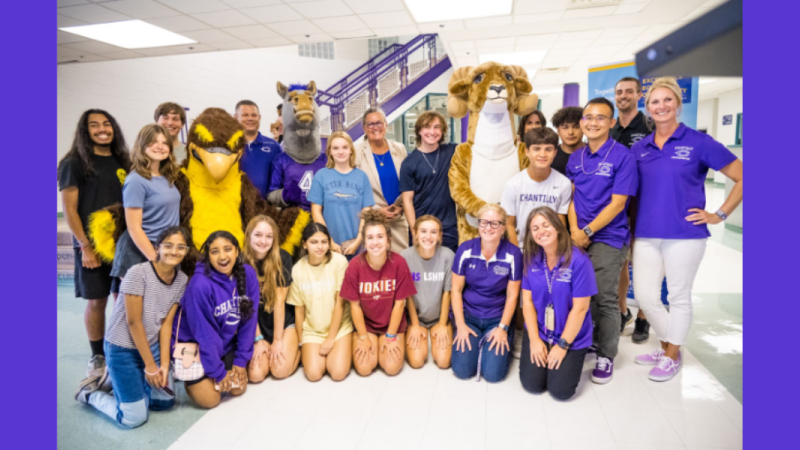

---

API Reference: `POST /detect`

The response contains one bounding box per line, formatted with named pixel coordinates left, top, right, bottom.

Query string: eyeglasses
left=478, top=219, right=504, bottom=229
left=161, top=243, right=189, bottom=253
left=581, top=115, right=610, bottom=124
left=365, top=121, right=385, bottom=129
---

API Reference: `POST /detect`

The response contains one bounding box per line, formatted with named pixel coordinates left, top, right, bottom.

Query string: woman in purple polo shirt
left=519, top=207, right=596, bottom=400
left=451, top=204, right=522, bottom=382
left=631, top=77, right=743, bottom=382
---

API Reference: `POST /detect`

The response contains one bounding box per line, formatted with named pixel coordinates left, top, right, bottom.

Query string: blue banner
left=587, top=60, right=698, bottom=129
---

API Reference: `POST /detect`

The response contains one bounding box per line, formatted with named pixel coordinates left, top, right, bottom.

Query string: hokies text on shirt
left=359, top=279, right=397, bottom=295
left=412, top=271, right=445, bottom=282
left=672, top=146, right=693, bottom=161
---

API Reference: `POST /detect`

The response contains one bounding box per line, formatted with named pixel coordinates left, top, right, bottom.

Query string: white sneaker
left=75, top=376, right=101, bottom=404
left=512, top=332, right=522, bottom=359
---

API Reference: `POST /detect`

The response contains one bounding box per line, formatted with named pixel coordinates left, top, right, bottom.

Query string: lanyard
left=541, top=255, right=561, bottom=344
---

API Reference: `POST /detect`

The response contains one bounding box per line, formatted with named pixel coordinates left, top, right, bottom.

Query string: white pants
left=632, top=238, right=707, bottom=346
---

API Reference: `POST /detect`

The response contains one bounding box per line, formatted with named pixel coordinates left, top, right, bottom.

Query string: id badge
left=545, top=304, right=555, bottom=332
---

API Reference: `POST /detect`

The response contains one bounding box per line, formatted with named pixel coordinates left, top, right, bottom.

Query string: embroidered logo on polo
left=630, top=133, right=648, bottom=144
left=556, top=269, right=572, bottom=283
left=493, top=265, right=509, bottom=276
left=672, top=146, right=693, bottom=161
left=596, top=163, right=613, bottom=177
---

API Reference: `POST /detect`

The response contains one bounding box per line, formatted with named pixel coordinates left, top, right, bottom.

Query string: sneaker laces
left=648, top=348, right=665, bottom=360
left=656, top=356, right=678, bottom=371
left=596, top=356, right=611, bottom=371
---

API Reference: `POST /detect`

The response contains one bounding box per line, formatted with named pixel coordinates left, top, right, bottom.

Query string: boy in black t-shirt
left=58, top=109, right=130, bottom=382
left=550, top=107, right=585, bottom=176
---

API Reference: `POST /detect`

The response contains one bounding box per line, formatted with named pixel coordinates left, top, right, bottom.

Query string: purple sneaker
left=634, top=348, right=665, bottom=366
left=591, top=356, right=613, bottom=384
left=649, top=356, right=680, bottom=382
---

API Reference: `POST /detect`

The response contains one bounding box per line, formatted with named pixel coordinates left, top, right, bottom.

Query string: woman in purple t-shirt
left=519, top=207, right=596, bottom=400
left=631, top=77, right=743, bottom=382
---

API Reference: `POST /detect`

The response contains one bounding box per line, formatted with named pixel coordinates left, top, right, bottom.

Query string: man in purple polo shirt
left=234, top=100, right=283, bottom=198
left=566, top=97, right=638, bottom=385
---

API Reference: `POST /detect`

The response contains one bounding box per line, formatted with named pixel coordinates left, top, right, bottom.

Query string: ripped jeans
left=88, top=341, right=175, bottom=429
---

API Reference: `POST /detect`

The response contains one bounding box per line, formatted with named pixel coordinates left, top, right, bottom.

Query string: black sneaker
left=620, top=308, right=634, bottom=334
left=632, top=318, right=650, bottom=344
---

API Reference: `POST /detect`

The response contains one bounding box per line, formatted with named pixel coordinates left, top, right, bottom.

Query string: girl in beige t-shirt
left=287, top=223, right=353, bottom=382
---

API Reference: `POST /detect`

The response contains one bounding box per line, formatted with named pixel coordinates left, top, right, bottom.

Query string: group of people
left=58, top=75, right=742, bottom=429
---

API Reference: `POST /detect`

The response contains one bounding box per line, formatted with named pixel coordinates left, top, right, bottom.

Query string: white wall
left=715, top=88, right=743, bottom=146
left=697, top=98, right=718, bottom=137
left=57, top=46, right=365, bottom=213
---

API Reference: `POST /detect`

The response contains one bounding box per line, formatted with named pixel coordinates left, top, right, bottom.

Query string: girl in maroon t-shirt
left=340, top=210, right=416, bottom=376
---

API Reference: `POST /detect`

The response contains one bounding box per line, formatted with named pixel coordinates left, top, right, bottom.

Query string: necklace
left=420, top=147, right=440, bottom=174
left=580, top=140, right=616, bottom=175
left=373, top=140, right=389, bottom=166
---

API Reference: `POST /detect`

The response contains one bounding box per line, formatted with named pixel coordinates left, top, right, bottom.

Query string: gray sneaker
left=632, top=318, right=650, bottom=344
left=87, top=355, right=106, bottom=378
left=75, top=376, right=101, bottom=404
left=620, top=308, right=634, bottom=334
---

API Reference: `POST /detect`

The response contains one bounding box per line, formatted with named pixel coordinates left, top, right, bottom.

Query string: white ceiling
left=57, top=0, right=741, bottom=96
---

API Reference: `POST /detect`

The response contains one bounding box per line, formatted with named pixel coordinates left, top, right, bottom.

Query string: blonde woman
left=243, top=215, right=300, bottom=381
left=354, top=108, right=410, bottom=252
left=308, top=131, right=375, bottom=259
left=631, top=77, right=743, bottom=382
left=401, top=215, right=455, bottom=369
left=111, top=124, right=181, bottom=279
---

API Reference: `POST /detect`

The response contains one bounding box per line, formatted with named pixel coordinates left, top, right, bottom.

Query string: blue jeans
left=88, top=341, right=175, bottom=428
left=451, top=313, right=515, bottom=382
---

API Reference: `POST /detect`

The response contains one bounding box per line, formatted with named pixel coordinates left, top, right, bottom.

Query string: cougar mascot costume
left=89, top=108, right=310, bottom=275
left=267, top=82, right=327, bottom=211
left=447, top=63, right=539, bottom=243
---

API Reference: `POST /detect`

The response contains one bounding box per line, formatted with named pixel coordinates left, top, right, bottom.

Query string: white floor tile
left=420, top=423, right=486, bottom=450
left=178, top=404, right=259, bottom=446
left=615, top=443, right=686, bottom=450
left=544, top=406, right=614, bottom=441
left=602, top=407, right=683, bottom=446
left=234, top=411, right=311, bottom=449
left=294, top=416, right=368, bottom=450
left=548, top=436, right=618, bottom=450
left=356, top=421, right=426, bottom=450
left=433, top=369, right=488, bottom=400
left=486, top=399, right=546, bottom=437
left=427, top=394, right=486, bottom=432
left=320, top=389, right=381, bottom=422
left=664, top=409, right=743, bottom=449
left=486, top=432, right=547, bottom=450
left=370, top=391, right=434, bottom=425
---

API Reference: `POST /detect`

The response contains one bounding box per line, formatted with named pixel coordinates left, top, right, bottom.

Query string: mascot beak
left=195, top=146, right=240, bottom=184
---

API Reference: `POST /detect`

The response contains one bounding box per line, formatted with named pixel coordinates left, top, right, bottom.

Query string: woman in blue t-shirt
left=631, top=77, right=743, bottom=382
left=111, top=124, right=181, bottom=279
left=309, top=131, right=375, bottom=260
left=519, top=207, right=597, bottom=400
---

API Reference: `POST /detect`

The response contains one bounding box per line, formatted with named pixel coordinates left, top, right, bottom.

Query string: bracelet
left=385, top=333, right=397, bottom=339
left=254, top=335, right=264, bottom=343
left=384, top=337, right=397, bottom=342
left=144, top=368, right=159, bottom=376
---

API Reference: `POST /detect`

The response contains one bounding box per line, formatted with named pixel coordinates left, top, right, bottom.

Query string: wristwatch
left=715, top=210, right=728, bottom=221
left=557, top=338, right=571, bottom=350
left=498, top=323, right=509, bottom=332
left=582, top=226, right=594, bottom=237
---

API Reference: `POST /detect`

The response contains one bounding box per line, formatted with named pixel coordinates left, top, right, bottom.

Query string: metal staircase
left=317, top=34, right=452, bottom=140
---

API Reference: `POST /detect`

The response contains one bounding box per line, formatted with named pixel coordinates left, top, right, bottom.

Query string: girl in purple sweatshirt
left=173, top=230, right=259, bottom=409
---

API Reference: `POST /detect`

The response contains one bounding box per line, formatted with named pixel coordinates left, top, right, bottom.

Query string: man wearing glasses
left=566, top=98, right=638, bottom=385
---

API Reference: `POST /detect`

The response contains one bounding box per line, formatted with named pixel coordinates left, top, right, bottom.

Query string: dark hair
left=154, top=226, right=191, bottom=262
left=524, top=127, right=559, bottom=148
left=200, top=231, right=254, bottom=321
left=551, top=107, right=583, bottom=128
left=584, top=97, right=615, bottom=117
left=153, top=102, right=186, bottom=125
left=300, top=222, right=333, bottom=264
left=616, top=77, right=642, bottom=93
left=58, top=109, right=131, bottom=177
left=522, top=206, right=575, bottom=272
left=360, top=209, right=392, bottom=262
left=517, top=110, right=547, bottom=142
left=414, top=111, right=448, bottom=145
left=235, top=100, right=259, bottom=113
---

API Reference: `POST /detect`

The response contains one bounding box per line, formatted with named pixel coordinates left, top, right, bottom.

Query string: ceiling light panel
left=404, top=0, right=513, bottom=23
left=59, top=20, right=197, bottom=49
left=479, top=50, right=548, bottom=66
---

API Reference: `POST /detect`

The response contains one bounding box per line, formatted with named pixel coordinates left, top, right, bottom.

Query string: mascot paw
left=282, top=182, right=304, bottom=206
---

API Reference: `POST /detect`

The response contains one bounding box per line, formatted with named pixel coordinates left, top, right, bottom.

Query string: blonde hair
left=243, top=215, right=286, bottom=313
left=412, top=215, right=443, bottom=248
left=476, top=203, right=509, bottom=240
left=130, top=124, right=179, bottom=185
left=325, top=131, right=356, bottom=169
left=644, top=77, right=683, bottom=116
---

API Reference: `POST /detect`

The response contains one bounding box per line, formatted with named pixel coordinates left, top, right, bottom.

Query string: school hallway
left=57, top=183, right=743, bottom=450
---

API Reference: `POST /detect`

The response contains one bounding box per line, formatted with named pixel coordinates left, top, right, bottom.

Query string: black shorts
left=73, top=248, right=120, bottom=299
left=184, top=349, right=236, bottom=387
left=110, top=231, right=150, bottom=279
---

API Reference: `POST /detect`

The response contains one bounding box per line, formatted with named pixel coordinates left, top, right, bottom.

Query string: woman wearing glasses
left=450, top=204, right=522, bottom=382
left=75, top=226, right=190, bottom=428
left=354, top=107, right=410, bottom=252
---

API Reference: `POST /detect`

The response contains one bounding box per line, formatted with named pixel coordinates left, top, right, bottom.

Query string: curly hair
left=130, top=124, right=180, bottom=185
left=551, top=107, right=583, bottom=128
left=201, top=230, right=254, bottom=322
left=359, top=209, right=392, bottom=261
left=243, top=216, right=286, bottom=313
left=58, top=109, right=131, bottom=177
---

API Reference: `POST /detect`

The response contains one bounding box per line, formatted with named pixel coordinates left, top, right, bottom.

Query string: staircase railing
left=318, top=34, right=447, bottom=136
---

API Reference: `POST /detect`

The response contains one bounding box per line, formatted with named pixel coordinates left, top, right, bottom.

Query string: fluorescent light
left=699, top=78, right=718, bottom=85
left=404, top=0, right=513, bottom=23
left=479, top=50, right=548, bottom=66
left=59, top=20, right=196, bottom=49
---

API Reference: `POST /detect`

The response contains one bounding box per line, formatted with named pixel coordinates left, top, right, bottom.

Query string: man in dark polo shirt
left=612, top=77, right=653, bottom=344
